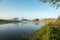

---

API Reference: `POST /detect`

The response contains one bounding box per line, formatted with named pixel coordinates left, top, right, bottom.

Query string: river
left=0, top=21, right=44, bottom=40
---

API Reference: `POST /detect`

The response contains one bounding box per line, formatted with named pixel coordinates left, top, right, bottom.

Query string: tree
left=40, top=0, right=60, bottom=8
left=33, top=18, right=39, bottom=21
left=13, top=17, right=19, bottom=21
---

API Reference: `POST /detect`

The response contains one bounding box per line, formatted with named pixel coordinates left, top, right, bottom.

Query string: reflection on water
left=0, top=21, right=44, bottom=40
left=33, top=22, right=40, bottom=25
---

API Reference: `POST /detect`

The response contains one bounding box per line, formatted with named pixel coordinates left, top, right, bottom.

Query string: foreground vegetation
left=27, top=16, right=60, bottom=40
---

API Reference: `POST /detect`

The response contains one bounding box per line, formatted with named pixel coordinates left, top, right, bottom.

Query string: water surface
left=0, top=21, right=44, bottom=40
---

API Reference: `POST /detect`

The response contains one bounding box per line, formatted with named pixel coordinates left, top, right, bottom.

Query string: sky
left=0, top=0, right=60, bottom=19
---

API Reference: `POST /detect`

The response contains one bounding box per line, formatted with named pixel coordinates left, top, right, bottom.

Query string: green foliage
left=28, top=16, right=60, bottom=40
left=40, top=0, right=60, bottom=8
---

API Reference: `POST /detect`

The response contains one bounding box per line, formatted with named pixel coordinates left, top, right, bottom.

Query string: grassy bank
left=27, top=16, right=60, bottom=40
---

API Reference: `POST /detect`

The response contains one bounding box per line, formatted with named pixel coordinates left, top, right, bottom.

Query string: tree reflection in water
left=33, top=21, right=40, bottom=25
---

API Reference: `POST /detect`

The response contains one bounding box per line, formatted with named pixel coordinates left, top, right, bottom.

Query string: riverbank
left=27, top=16, right=60, bottom=40
left=0, top=19, right=20, bottom=24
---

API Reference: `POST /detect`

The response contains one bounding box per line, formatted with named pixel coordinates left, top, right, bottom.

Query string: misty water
left=0, top=21, right=44, bottom=40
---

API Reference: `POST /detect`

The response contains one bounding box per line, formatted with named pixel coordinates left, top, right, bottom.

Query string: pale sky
left=0, top=0, right=60, bottom=19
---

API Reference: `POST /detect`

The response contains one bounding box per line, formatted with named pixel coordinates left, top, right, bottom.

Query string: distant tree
left=22, top=19, right=28, bottom=21
left=35, top=19, right=39, bottom=21
left=33, top=19, right=39, bottom=21
left=40, top=0, right=60, bottom=8
left=13, top=17, right=19, bottom=21
left=21, top=18, right=28, bottom=21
